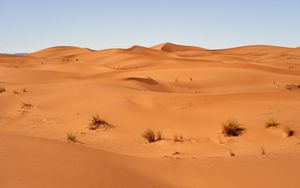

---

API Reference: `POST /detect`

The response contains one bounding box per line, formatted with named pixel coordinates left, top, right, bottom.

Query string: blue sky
left=0, top=0, right=299, bottom=53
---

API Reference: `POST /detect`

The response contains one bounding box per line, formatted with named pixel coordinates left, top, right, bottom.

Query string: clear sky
left=0, top=0, right=299, bottom=53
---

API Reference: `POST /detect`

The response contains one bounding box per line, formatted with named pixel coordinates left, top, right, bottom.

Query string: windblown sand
left=1, top=43, right=300, bottom=188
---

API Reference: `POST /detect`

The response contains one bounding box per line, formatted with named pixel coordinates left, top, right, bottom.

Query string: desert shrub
left=142, top=129, right=163, bottom=143
left=0, top=87, right=6, bottom=93
left=143, top=129, right=156, bottom=143
left=229, top=150, right=235, bottom=157
left=284, top=127, right=294, bottom=137
left=265, top=118, right=279, bottom=128
left=156, top=130, right=163, bottom=141
left=173, top=134, right=184, bottom=142
left=286, top=84, right=300, bottom=90
left=222, top=119, right=244, bottom=137
left=261, top=147, right=266, bottom=155
left=21, top=102, right=33, bottom=109
left=14, top=90, right=19, bottom=95
left=22, top=88, right=27, bottom=92
left=67, top=133, right=77, bottom=142
left=89, top=114, right=109, bottom=130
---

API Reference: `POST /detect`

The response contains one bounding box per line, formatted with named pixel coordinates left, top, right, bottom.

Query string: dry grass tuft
left=265, top=118, right=279, bottom=128
left=142, top=129, right=163, bottom=143
left=229, top=150, right=235, bottom=157
left=21, top=102, right=33, bottom=109
left=156, top=130, right=163, bottom=141
left=89, top=114, right=110, bottom=130
left=284, top=127, right=294, bottom=137
left=67, top=133, right=77, bottom=142
left=261, top=147, right=266, bottom=155
left=143, top=129, right=156, bottom=142
left=173, top=134, right=184, bottom=142
left=286, top=84, right=300, bottom=90
left=222, top=119, right=244, bottom=137
left=0, top=87, right=6, bottom=93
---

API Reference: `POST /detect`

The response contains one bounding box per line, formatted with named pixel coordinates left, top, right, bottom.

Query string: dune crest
left=152, top=42, right=206, bottom=52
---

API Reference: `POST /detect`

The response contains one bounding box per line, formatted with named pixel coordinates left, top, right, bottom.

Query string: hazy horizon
left=1, top=0, right=300, bottom=53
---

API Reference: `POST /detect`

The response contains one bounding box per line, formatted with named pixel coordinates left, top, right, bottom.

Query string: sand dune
left=1, top=43, right=300, bottom=187
left=1, top=134, right=299, bottom=188
left=152, top=42, right=206, bottom=52
left=28, top=46, right=93, bottom=58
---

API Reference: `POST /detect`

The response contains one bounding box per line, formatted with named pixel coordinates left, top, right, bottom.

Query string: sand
left=0, top=43, right=300, bottom=187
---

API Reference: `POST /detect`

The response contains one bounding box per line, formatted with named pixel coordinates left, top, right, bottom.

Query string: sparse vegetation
left=89, top=114, right=110, bottom=130
left=229, top=150, right=235, bottom=157
left=173, top=134, right=184, bottom=142
left=156, top=130, right=163, bottom=141
left=14, top=90, right=19, bottom=95
left=67, top=133, right=77, bottom=142
left=222, top=119, right=244, bottom=137
left=22, top=88, right=27, bottom=92
left=142, top=129, right=163, bottom=143
left=21, top=102, right=33, bottom=109
left=0, top=87, right=6, bottom=93
left=143, top=129, right=156, bottom=142
left=286, top=84, right=300, bottom=90
left=261, top=147, right=266, bottom=155
left=265, top=118, right=279, bottom=128
left=284, top=127, right=294, bottom=137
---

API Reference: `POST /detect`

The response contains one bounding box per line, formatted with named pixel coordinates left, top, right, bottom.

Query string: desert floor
left=1, top=43, right=300, bottom=188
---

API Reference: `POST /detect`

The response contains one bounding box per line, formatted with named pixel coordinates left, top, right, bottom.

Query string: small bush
left=0, top=87, right=6, bottom=93
left=14, top=90, right=19, bottom=95
left=229, top=150, right=235, bottom=157
left=156, top=130, right=163, bottom=141
left=265, top=118, right=279, bottom=128
left=22, top=88, right=27, bottom=92
left=143, top=129, right=156, bottom=142
left=142, top=129, right=163, bottom=143
left=67, top=133, right=77, bottom=142
left=222, top=119, right=244, bottom=137
left=173, top=134, right=184, bottom=142
left=286, top=84, right=300, bottom=90
left=89, top=115, right=109, bottom=130
left=21, top=102, right=33, bottom=109
left=284, top=127, right=294, bottom=137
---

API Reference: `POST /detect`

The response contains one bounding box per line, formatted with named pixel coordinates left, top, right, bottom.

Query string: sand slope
left=0, top=43, right=300, bottom=187
left=1, top=134, right=300, bottom=188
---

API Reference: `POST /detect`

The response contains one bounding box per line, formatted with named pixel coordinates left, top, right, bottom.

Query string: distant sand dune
left=1, top=43, right=300, bottom=188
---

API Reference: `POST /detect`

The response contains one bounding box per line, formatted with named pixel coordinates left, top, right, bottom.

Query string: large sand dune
left=0, top=43, right=300, bottom=187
